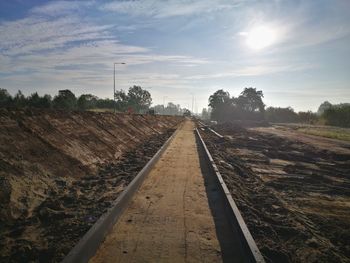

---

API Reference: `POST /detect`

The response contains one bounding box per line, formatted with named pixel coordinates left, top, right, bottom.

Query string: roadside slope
left=0, top=109, right=182, bottom=262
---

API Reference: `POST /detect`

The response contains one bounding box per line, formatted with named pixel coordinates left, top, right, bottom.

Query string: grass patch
left=298, top=128, right=350, bottom=142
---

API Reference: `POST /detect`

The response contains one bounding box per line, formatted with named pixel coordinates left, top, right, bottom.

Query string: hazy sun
left=244, top=25, right=277, bottom=50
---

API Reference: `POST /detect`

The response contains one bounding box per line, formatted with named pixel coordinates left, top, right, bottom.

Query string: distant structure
left=58, top=90, right=73, bottom=97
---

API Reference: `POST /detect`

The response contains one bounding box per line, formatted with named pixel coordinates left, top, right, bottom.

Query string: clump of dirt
left=201, top=124, right=350, bottom=263
left=0, top=109, right=181, bottom=262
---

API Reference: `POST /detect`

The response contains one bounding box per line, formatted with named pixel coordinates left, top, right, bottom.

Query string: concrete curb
left=62, top=128, right=178, bottom=263
left=195, top=128, right=265, bottom=263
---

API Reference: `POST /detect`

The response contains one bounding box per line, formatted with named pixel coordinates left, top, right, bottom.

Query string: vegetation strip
left=63, top=128, right=178, bottom=263
left=195, top=128, right=265, bottom=263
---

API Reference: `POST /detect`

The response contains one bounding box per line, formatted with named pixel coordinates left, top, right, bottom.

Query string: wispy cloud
left=101, top=0, right=239, bottom=18
left=0, top=16, right=114, bottom=56
left=0, top=1, right=208, bottom=74
left=186, top=63, right=316, bottom=80
left=30, top=0, right=95, bottom=16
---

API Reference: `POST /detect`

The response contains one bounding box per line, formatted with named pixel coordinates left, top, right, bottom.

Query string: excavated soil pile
left=0, top=109, right=182, bottom=262
left=200, top=123, right=350, bottom=263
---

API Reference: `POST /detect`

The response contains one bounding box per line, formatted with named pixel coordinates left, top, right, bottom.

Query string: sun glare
left=245, top=25, right=277, bottom=50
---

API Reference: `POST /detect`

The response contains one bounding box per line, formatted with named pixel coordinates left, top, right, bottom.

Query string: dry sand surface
left=0, top=109, right=182, bottom=262
left=91, top=120, right=246, bottom=263
left=201, top=123, right=350, bottom=263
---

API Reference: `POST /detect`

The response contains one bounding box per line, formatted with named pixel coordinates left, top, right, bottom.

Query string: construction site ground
left=91, top=120, right=246, bottom=263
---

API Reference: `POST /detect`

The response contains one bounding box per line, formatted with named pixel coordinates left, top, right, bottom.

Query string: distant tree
left=77, top=94, right=97, bottom=110
left=317, top=101, right=332, bottom=115
left=298, top=111, right=318, bottom=124
left=265, top=107, right=299, bottom=123
left=53, top=90, right=77, bottom=110
left=127, top=85, right=152, bottom=113
left=27, top=92, right=51, bottom=108
left=27, top=92, right=40, bottom=108
left=208, top=89, right=232, bottom=122
left=114, top=89, right=129, bottom=111
left=323, top=105, right=350, bottom=127
left=183, top=109, right=191, bottom=117
left=201, top=108, right=210, bottom=120
left=13, top=90, right=27, bottom=108
left=40, top=95, right=52, bottom=108
left=236, top=87, right=265, bottom=119
left=208, top=88, right=265, bottom=122
left=152, top=104, right=164, bottom=115
left=209, top=89, right=231, bottom=109
left=0, top=89, right=12, bottom=107
left=151, top=102, right=185, bottom=116
left=96, top=98, right=115, bottom=109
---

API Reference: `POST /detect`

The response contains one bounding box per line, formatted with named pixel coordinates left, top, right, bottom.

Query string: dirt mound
left=0, top=109, right=182, bottom=262
left=201, top=127, right=350, bottom=263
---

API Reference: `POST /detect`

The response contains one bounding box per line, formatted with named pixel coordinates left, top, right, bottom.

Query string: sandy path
left=90, top=120, right=244, bottom=263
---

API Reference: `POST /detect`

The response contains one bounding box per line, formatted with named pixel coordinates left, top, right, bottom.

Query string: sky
left=0, top=0, right=350, bottom=112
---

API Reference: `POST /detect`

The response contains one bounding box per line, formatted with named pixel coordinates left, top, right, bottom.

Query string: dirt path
left=90, top=120, right=245, bottom=263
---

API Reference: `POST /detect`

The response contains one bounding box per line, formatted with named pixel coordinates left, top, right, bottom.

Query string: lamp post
left=113, top=62, right=126, bottom=113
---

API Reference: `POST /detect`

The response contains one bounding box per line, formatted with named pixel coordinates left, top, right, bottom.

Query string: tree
left=323, top=105, right=350, bottom=127
left=317, top=101, right=332, bottom=115
left=265, top=107, right=299, bottom=123
left=151, top=102, right=185, bottom=116
left=13, top=90, right=27, bottom=108
left=298, top=111, right=318, bottom=124
left=208, top=89, right=232, bottom=122
left=208, top=88, right=265, bottom=122
left=53, top=90, right=77, bottom=110
left=25, top=92, right=52, bottom=108
left=183, top=109, right=191, bottom=117
left=208, top=89, right=231, bottom=108
left=201, top=108, right=210, bottom=120
left=237, top=87, right=265, bottom=113
left=40, top=95, right=52, bottom=108
left=77, top=94, right=97, bottom=110
left=96, top=98, right=115, bottom=109
left=114, top=90, right=129, bottom=111
left=0, top=89, right=12, bottom=107
left=127, top=86, right=152, bottom=113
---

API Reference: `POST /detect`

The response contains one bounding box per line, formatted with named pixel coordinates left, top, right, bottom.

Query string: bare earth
left=251, top=126, right=350, bottom=155
left=0, top=110, right=182, bottom=262
left=91, top=120, right=242, bottom=263
left=202, top=123, right=350, bottom=263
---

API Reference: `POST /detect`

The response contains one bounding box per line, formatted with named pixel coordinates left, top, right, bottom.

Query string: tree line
left=0, top=86, right=152, bottom=113
left=207, top=88, right=350, bottom=128
left=0, top=86, right=191, bottom=116
left=208, top=87, right=265, bottom=123
left=152, top=102, right=189, bottom=116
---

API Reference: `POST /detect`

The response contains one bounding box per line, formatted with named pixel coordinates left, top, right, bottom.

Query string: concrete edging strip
left=195, top=128, right=265, bottom=263
left=62, top=128, right=178, bottom=263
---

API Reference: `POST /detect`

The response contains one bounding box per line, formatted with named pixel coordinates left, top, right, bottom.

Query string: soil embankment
left=0, top=109, right=182, bottom=262
left=200, top=123, right=350, bottom=263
